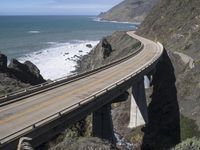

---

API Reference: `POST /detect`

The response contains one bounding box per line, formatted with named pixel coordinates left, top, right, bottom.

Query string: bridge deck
left=0, top=32, right=163, bottom=144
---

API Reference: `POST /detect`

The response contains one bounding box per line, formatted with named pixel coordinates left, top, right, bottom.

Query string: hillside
left=76, top=31, right=140, bottom=73
left=98, top=0, right=158, bottom=23
left=137, top=0, right=200, bottom=148
left=137, top=0, right=200, bottom=60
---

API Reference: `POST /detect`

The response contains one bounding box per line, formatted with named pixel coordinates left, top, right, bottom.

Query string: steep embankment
left=98, top=0, right=158, bottom=23
left=137, top=0, right=200, bottom=60
left=0, top=53, right=45, bottom=96
left=137, top=0, right=200, bottom=144
left=76, top=31, right=140, bottom=72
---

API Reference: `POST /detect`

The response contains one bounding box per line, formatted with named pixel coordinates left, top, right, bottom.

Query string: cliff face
left=0, top=53, right=45, bottom=95
left=76, top=31, right=140, bottom=73
left=137, top=0, right=200, bottom=60
left=98, top=0, right=158, bottom=23
left=142, top=49, right=180, bottom=150
left=137, top=0, right=200, bottom=143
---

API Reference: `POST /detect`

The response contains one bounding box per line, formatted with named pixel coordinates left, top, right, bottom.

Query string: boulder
left=24, top=61, right=41, bottom=78
left=8, top=59, right=45, bottom=85
left=8, top=59, right=25, bottom=71
left=101, top=38, right=112, bottom=59
left=86, top=44, right=92, bottom=48
left=0, top=53, right=7, bottom=71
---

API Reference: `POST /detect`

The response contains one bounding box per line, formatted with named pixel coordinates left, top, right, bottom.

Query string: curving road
left=0, top=32, right=163, bottom=147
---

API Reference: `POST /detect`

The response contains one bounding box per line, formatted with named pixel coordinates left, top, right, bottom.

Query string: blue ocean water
left=0, top=16, right=136, bottom=79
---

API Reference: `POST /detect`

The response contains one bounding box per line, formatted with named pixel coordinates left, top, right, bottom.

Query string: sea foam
left=93, top=17, right=140, bottom=25
left=28, top=31, right=40, bottom=34
left=19, top=40, right=99, bottom=80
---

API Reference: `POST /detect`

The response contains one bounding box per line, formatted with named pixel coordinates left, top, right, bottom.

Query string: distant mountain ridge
left=98, top=0, right=158, bottom=23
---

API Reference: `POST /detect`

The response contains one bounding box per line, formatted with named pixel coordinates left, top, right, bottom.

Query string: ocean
left=0, top=16, right=136, bottom=80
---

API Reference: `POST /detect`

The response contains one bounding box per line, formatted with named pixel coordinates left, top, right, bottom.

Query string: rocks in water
left=8, top=59, right=45, bottom=85
left=86, top=44, right=92, bottom=48
left=102, top=38, right=113, bottom=59
left=63, top=52, right=69, bottom=56
left=0, top=53, right=7, bottom=71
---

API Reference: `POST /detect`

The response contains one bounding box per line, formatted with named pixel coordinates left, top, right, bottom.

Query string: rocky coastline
left=2, top=0, right=200, bottom=148
left=0, top=53, right=45, bottom=96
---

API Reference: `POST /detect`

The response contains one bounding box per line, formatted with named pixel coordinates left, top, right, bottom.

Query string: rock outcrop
left=76, top=31, right=140, bottom=73
left=137, top=0, right=200, bottom=60
left=102, top=38, right=113, bottom=59
left=86, top=44, right=92, bottom=48
left=8, top=59, right=45, bottom=85
left=137, top=0, right=200, bottom=143
left=0, top=53, right=45, bottom=96
left=142, top=49, right=180, bottom=150
left=98, top=0, right=159, bottom=23
left=0, top=53, right=7, bottom=71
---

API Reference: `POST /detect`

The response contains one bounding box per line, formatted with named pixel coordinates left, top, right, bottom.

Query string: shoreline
left=19, top=40, right=99, bottom=80
left=94, top=17, right=141, bottom=25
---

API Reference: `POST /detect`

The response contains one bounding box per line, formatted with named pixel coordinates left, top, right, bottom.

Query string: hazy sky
left=0, top=0, right=123, bottom=15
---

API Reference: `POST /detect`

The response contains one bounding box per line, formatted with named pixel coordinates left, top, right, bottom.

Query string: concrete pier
left=92, top=104, right=116, bottom=144
left=128, top=79, right=148, bottom=128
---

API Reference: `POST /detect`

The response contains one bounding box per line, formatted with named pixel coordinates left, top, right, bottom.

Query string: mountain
left=98, top=0, right=158, bottom=23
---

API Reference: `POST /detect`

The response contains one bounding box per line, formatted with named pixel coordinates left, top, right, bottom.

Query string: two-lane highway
left=0, top=32, right=163, bottom=148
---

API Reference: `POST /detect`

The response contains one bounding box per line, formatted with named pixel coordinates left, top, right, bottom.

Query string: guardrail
left=0, top=42, right=142, bottom=106
left=0, top=42, right=164, bottom=146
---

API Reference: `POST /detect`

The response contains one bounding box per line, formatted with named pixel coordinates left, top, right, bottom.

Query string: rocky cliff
left=137, top=0, right=200, bottom=60
left=142, top=49, right=180, bottom=150
left=76, top=31, right=140, bottom=73
left=0, top=53, right=45, bottom=95
left=98, top=0, right=158, bottom=23
left=136, top=0, right=200, bottom=147
left=137, top=0, right=200, bottom=130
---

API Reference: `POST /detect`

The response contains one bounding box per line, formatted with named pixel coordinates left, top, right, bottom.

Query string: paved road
left=0, top=32, right=163, bottom=143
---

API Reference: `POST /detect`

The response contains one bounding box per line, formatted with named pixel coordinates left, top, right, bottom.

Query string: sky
left=0, top=0, right=123, bottom=15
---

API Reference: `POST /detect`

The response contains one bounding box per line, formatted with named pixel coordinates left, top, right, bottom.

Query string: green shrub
left=172, top=137, right=200, bottom=150
left=180, top=114, right=200, bottom=141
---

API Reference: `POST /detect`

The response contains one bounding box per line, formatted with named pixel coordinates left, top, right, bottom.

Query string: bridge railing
left=0, top=42, right=142, bottom=106
left=0, top=42, right=164, bottom=145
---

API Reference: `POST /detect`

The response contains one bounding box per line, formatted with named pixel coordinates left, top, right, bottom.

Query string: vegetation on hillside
left=98, top=0, right=158, bottom=23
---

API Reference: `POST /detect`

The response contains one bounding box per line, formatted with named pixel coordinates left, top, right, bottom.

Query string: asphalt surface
left=0, top=32, right=163, bottom=143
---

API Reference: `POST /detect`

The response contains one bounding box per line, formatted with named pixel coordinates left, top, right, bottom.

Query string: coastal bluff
left=98, top=0, right=158, bottom=23
left=0, top=53, right=45, bottom=96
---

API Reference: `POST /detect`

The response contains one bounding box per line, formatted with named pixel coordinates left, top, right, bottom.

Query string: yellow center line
left=0, top=55, right=148, bottom=125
